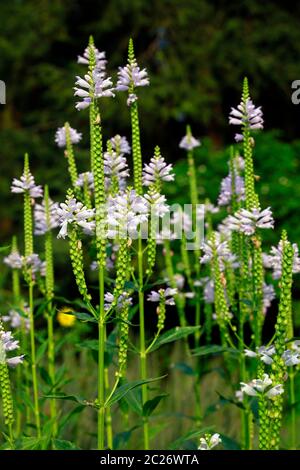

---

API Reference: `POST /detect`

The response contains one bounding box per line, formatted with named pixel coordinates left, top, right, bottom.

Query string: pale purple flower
left=2, top=308, right=30, bottom=332
left=142, top=155, right=174, bottom=187
left=55, top=126, right=82, bottom=148
left=77, top=45, right=107, bottom=71
left=172, top=210, right=192, bottom=234
left=109, top=135, right=131, bottom=155
left=4, top=250, right=23, bottom=269
left=200, top=236, right=232, bottom=265
left=229, top=98, right=264, bottom=130
left=263, top=283, right=275, bottom=314
left=147, top=288, right=177, bottom=305
left=116, top=60, right=149, bottom=92
left=245, top=345, right=275, bottom=365
left=11, top=171, right=43, bottom=199
left=0, top=326, right=24, bottom=367
left=74, top=69, right=115, bottom=110
left=144, top=192, right=169, bottom=218
left=218, top=174, right=245, bottom=206
left=25, top=254, right=45, bottom=276
left=282, top=349, right=300, bottom=366
left=104, top=292, right=132, bottom=312
left=107, top=190, right=148, bottom=239
left=57, top=196, right=95, bottom=239
left=75, top=172, right=94, bottom=190
left=227, top=207, right=274, bottom=235
left=104, top=149, right=130, bottom=182
left=267, top=241, right=300, bottom=279
left=179, top=133, right=201, bottom=151
left=34, top=199, right=60, bottom=235
left=199, top=277, right=215, bottom=304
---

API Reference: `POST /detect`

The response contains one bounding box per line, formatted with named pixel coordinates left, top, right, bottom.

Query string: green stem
left=138, top=235, right=149, bottom=450
left=290, top=370, right=296, bottom=449
left=28, top=282, right=41, bottom=437
left=104, top=348, right=113, bottom=449
left=98, top=266, right=105, bottom=450
left=47, top=307, right=57, bottom=437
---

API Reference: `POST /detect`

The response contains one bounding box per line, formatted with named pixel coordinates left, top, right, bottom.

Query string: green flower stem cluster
left=164, top=239, right=186, bottom=328
left=68, top=225, right=92, bottom=307
left=0, top=322, right=14, bottom=447
left=111, top=239, right=130, bottom=311
left=23, top=154, right=41, bottom=437
left=44, top=185, right=57, bottom=438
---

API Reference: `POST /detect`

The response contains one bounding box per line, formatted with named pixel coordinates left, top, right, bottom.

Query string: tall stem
left=28, top=282, right=41, bottom=437
left=138, top=235, right=149, bottom=449
left=105, top=366, right=113, bottom=449
left=289, top=370, right=296, bottom=449
left=47, top=307, right=57, bottom=436
left=98, top=266, right=106, bottom=450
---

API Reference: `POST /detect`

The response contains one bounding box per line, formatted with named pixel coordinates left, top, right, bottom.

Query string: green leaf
left=220, top=434, right=240, bottom=450
left=0, top=245, right=11, bottom=253
left=73, top=311, right=97, bottom=323
left=142, top=394, right=168, bottom=417
left=76, top=339, right=99, bottom=351
left=216, top=392, right=245, bottom=410
left=106, top=376, right=166, bottom=407
left=43, top=392, right=92, bottom=407
left=148, top=327, right=200, bottom=352
left=59, top=405, right=85, bottom=432
left=113, top=426, right=139, bottom=450
left=168, top=427, right=213, bottom=450
left=123, top=387, right=143, bottom=416
left=39, top=366, right=52, bottom=386
left=52, top=439, right=79, bottom=450
left=36, top=340, right=48, bottom=363
left=192, top=344, right=238, bottom=357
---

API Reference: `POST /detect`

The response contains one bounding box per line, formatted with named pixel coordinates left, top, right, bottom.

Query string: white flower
left=109, top=135, right=131, bottom=155
left=74, top=69, right=115, bottom=110
left=266, top=384, right=284, bottom=398
left=198, top=433, right=221, bottom=450
left=227, top=207, right=274, bottom=235
left=104, top=292, right=132, bottom=312
left=104, top=149, right=130, bottom=181
left=262, top=284, right=275, bottom=314
left=2, top=308, right=30, bottom=332
left=267, top=241, right=300, bottom=279
left=11, top=171, right=43, bottom=199
left=145, top=191, right=169, bottom=218
left=116, top=60, right=149, bottom=92
left=75, top=172, right=94, bottom=190
left=4, top=250, right=23, bottom=269
left=218, top=174, right=245, bottom=206
left=147, top=288, right=177, bottom=305
left=57, top=196, right=95, bottom=239
left=55, top=126, right=82, bottom=148
left=24, top=254, right=45, bottom=276
left=107, top=190, right=148, bottom=239
left=77, top=44, right=107, bottom=71
left=179, top=133, right=201, bottom=151
left=244, top=346, right=275, bottom=365
left=142, top=153, right=174, bottom=187
left=229, top=98, right=264, bottom=130
left=240, top=373, right=283, bottom=399
left=199, top=277, right=215, bottom=304
left=34, top=199, right=60, bottom=235
left=0, top=326, right=24, bottom=367
left=200, top=235, right=231, bottom=265
left=282, top=349, right=300, bottom=366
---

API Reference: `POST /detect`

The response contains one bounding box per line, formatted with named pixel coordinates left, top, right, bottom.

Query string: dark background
left=1, top=0, right=300, bottom=262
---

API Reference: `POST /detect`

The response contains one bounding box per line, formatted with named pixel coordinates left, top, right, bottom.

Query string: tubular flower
left=2, top=308, right=30, bottom=332
left=57, top=195, right=95, bottom=239
left=218, top=173, right=245, bottom=206
left=142, top=151, right=174, bottom=188
left=4, top=249, right=23, bottom=270
left=267, top=240, right=300, bottom=279
left=107, top=189, right=148, bottom=239
left=179, top=132, right=201, bottom=151
left=227, top=207, right=274, bottom=235
left=34, top=199, right=60, bottom=235
left=104, top=148, right=130, bottom=181
left=262, top=283, right=275, bottom=314
left=0, top=326, right=24, bottom=367
left=116, top=60, right=149, bottom=92
left=55, top=126, right=82, bottom=148
left=77, top=44, right=107, bottom=71
left=229, top=98, right=264, bottom=130
left=147, top=288, right=177, bottom=306
left=144, top=191, right=169, bottom=218
left=75, top=172, right=94, bottom=190
left=109, top=135, right=131, bottom=155
left=282, top=349, right=300, bottom=366
left=74, top=69, right=115, bottom=111
left=240, top=374, right=283, bottom=398
left=11, top=170, right=43, bottom=199
left=198, top=433, right=222, bottom=451
left=244, top=345, right=275, bottom=365
left=104, top=292, right=132, bottom=312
